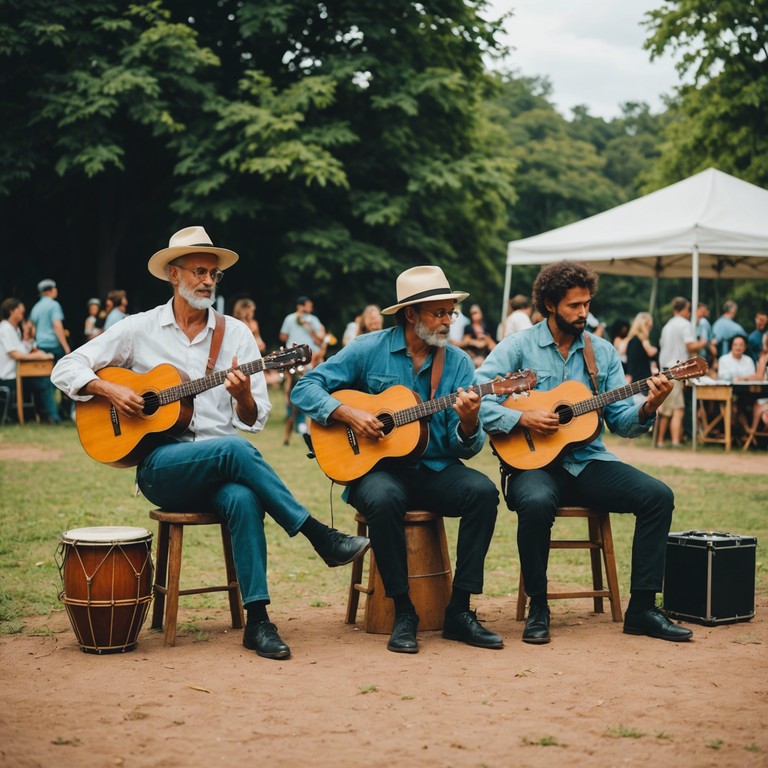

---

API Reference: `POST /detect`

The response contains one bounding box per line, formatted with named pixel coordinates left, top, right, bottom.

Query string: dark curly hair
left=532, top=261, right=598, bottom=318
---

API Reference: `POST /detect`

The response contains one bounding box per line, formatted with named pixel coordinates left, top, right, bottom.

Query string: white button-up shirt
left=52, top=299, right=271, bottom=439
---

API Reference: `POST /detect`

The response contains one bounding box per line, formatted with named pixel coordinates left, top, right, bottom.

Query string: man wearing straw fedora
left=291, top=266, right=503, bottom=654
left=52, top=226, right=370, bottom=660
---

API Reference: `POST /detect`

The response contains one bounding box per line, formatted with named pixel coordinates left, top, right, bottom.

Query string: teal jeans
left=137, top=436, right=310, bottom=604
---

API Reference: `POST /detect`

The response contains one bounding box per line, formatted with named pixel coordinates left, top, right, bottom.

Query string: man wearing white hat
left=52, top=226, right=369, bottom=660
left=291, top=266, right=503, bottom=654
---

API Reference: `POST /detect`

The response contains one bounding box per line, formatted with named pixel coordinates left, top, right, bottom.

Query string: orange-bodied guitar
left=75, top=345, right=311, bottom=468
left=490, top=358, right=707, bottom=471
left=309, top=369, right=537, bottom=484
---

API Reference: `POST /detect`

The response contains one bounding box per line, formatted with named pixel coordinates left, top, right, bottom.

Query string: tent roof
left=506, top=168, right=768, bottom=279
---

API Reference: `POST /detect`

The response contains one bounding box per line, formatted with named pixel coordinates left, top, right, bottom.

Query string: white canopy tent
left=502, top=167, right=768, bottom=325
left=502, top=167, right=768, bottom=450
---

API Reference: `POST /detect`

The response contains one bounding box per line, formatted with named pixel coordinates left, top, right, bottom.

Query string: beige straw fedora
left=148, top=226, right=239, bottom=281
left=381, top=265, right=469, bottom=315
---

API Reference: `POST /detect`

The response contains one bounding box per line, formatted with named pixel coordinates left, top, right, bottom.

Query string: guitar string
left=392, top=377, right=532, bottom=427
left=557, top=366, right=700, bottom=422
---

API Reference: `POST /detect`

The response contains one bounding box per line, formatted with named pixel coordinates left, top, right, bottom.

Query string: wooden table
left=695, top=384, right=734, bottom=451
left=694, top=381, right=768, bottom=451
left=16, top=359, right=54, bottom=424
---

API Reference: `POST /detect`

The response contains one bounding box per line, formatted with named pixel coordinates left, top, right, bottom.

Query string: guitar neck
left=571, top=370, right=675, bottom=417
left=393, top=380, right=499, bottom=426
left=159, top=358, right=266, bottom=405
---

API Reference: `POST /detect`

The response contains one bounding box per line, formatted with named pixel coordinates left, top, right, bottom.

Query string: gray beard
left=414, top=319, right=449, bottom=348
left=178, top=281, right=215, bottom=310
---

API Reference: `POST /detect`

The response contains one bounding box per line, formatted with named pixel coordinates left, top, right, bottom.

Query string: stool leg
left=600, top=514, right=623, bottom=622
left=220, top=524, right=244, bottom=630
left=588, top=515, right=605, bottom=614
left=164, top=524, right=184, bottom=647
left=151, top=521, right=170, bottom=630
left=345, top=518, right=367, bottom=625
left=515, top=572, right=527, bottom=621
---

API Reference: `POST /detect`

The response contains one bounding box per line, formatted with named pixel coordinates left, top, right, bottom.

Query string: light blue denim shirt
left=290, top=325, right=485, bottom=472
left=475, top=321, right=653, bottom=476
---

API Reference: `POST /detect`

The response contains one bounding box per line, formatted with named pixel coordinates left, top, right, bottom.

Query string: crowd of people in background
left=1, top=277, right=767, bottom=446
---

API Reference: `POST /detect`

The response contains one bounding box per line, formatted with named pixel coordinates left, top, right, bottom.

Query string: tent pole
left=648, top=277, right=658, bottom=316
left=691, top=245, right=700, bottom=451
left=500, top=264, right=512, bottom=339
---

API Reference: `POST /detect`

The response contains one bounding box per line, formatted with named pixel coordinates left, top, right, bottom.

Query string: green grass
left=1, top=386, right=766, bottom=635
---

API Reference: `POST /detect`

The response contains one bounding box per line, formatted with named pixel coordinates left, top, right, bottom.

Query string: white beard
left=414, top=318, right=449, bottom=347
left=178, top=280, right=216, bottom=310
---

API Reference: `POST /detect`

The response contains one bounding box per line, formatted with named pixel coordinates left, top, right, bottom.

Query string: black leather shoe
left=442, top=610, right=504, bottom=649
left=522, top=603, right=551, bottom=644
left=243, top=621, right=291, bottom=659
left=387, top=613, right=419, bottom=654
left=623, top=608, right=693, bottom=642
left=314, top=529, right=370, bottom=567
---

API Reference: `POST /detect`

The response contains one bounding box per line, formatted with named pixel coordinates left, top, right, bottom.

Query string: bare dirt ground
left=2, top=441, right=767, bottom=768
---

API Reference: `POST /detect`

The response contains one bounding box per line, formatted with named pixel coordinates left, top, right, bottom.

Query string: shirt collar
left=537, top=317, right=586, bottom=353
left=160, top=297, right=216, bottom=333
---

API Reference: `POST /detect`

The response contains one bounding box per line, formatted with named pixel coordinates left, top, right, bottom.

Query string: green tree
left=643, top=0, right=768, bottom=188
left=0, top=1, right=518, bottom=338
left=488, top=73, right=623, bottom=240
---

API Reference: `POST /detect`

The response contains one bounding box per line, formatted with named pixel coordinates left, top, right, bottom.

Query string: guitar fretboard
left=567, top=368, right=677, bottom=419
left=392, top=380, right=509, bottom=427
left=158, top=358, right=268, bottom=405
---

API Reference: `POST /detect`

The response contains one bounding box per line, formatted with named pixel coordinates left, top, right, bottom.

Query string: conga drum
left=57, top=526, right=153, bottom=654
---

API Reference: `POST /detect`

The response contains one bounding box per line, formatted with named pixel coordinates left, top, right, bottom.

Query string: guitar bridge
left=522, top=427, right=535, bottom=453
left=109, top=405, right=122, bottom=437
left=346, top=426, right=360, bottom=455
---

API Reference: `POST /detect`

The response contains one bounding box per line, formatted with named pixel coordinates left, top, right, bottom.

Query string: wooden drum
left=57, top=526, right=153, bottom=654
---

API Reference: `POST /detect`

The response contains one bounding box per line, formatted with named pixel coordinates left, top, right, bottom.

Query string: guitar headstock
left=490, top=369, right=538, bottom=396
left=666, top=357, right=708, bottom=381
left=264, top=344, right=312, bottom=372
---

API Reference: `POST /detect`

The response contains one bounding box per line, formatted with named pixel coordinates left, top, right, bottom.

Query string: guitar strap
left=582, top=333, right=601, bottom=404
left=206, top=311, right=226, bottom=374
left=430, top=345, right=445, bottom=399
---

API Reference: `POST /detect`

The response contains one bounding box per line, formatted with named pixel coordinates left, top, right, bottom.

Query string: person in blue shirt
left=711, top=300, right=747, bottom=359
left=747, top=310, right=767, bottom=363
left=29, top=279, right=70, bottom=361
left=291, top=266, right=503, bottom=654
left=476, top=261, right=693, bottom=645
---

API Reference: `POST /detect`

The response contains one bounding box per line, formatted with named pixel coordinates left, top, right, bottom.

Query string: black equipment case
left=663, top=531, right=757, bottom=625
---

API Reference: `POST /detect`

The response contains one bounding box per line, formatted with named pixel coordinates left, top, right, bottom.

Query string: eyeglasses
left=175, top=265, right=224, bottom=283
left=420, top=309, right=460, bottom=322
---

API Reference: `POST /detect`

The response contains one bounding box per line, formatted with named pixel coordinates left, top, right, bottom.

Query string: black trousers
left=348, top=463, right=498, bottom=597
left=502, top=460, right=674, bottom=598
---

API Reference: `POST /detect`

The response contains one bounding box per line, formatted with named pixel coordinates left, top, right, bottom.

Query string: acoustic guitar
left=490, top=358, right=707, bottom=471
left=75, top=345, right=311, bottom=468
left=309, top=369, right=537, bottom=484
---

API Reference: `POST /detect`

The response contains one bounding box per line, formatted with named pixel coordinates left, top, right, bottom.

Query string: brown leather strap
left=582, top=333, right=600, bottom=397
left=430, top=346, right=445, bottom=399
left=206, top=311, right=226, bottom=374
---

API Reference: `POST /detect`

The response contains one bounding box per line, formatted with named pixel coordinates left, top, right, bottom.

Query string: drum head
left=61, top=526, right=151, bottom=544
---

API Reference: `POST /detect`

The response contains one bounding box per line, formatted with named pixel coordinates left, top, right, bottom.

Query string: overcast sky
left=484, top=0, right=682, bottom=120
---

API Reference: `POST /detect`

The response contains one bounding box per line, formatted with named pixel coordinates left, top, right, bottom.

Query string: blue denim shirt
left=475, top=321, right=653, bottom=476
left=290, top=325, right=485, bottom=472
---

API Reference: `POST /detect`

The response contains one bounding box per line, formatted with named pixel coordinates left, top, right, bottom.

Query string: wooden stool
left=516, top=506, right=622, bottom=622
left=149, top=510, right=244, bottom=646
left=346, top=511, right=452, bottom=634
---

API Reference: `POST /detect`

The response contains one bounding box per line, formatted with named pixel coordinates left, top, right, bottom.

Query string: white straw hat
left=148, top=226, right=239, bottom=281
left=381, top=265, right=469, bottom=315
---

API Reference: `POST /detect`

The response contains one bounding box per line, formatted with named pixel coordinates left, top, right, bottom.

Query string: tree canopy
left=643, top=0, right=768, bottom=189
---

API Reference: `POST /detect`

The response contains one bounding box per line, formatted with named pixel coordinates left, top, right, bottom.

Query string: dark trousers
left=348, top=464, right=498, bottom=597
left=502, top=460, right=674, bottom=597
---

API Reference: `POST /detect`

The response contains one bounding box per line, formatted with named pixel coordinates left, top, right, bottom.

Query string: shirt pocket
left=366, top=372, right=401, bottom=395
left=531, top=366, right=559, bottom=391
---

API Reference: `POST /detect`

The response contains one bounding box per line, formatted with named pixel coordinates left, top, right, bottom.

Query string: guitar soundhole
left=142, top=392, right=161, bottom=416
left=378, top=413, right=395, bottom=436
left=554, top=403, right=573, bottom=426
